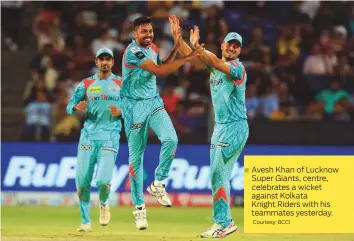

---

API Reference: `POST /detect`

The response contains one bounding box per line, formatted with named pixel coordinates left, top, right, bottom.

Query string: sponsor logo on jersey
left=80, top=145, right=92, bottom=150
left=135, top=52, right=146, bottom=59
left=131, top=122, right=144, bottom=130
left=89, top=86, right=102, bottom=93
left=88, top=95, right=119, bottom=102
left=217, top=142, right=230, bottom=147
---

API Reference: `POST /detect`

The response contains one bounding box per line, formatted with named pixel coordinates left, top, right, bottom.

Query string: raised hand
left=190, top=25, right=200, bottom=48
left=75, top=101, right=88, bottom=112
left=169, top=15, right=181, bottom=42
left=109, top=105, right=121, bottom=117
left=185, top=43, right=205, bottom=62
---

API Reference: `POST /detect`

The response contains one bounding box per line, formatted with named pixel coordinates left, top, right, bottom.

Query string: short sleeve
left=125, top=46, right=149, bottom=67
left=229, top=63, right=244, bottom=80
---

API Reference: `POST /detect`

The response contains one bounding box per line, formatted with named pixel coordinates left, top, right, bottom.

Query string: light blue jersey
left=208, top=59, right=247, bottom=123
left=66, top=73, right=122, bottom=140
left=121, top=39, right=162, bottom=100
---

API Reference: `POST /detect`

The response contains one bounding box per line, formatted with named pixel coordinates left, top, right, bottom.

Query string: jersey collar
left=95, top=73, right=113, bottom=81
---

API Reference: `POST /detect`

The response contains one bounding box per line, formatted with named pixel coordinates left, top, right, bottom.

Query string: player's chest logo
left=108, top=86, right=120, bottom=92
left=210, top=78, right=224, bottom=88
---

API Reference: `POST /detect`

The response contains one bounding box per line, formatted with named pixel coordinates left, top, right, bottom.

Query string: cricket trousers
left=210, top=120, right=248, bottom=227
left=121, top=96, right=178, bottom=206
left=76, top=130, right=120, bottom=224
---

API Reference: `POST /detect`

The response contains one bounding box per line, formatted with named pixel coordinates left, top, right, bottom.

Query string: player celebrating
left=169, top=16, right=249, bottom=238
left=66, top=48, right=123, bottom=232
left=121, top=16, right=202, bottom=230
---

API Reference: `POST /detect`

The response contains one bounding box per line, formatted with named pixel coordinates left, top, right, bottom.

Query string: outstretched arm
left=125, top=41, right=204, bottom=77
left=169, top=15, right=206, bottom=69
left=198, top=48, right=244, bottom=80
left=140, top=48, right=202, bottom=77
left=191, top=26, right=244, bottom=80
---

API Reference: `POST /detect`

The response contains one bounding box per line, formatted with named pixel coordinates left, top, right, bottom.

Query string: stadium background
left=1, top=1, right=354, bottom=240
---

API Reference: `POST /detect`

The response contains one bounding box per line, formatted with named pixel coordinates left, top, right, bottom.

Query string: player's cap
left=96, top=48, right=114, bottom=58
left=223, top=32, right=242, bottom=47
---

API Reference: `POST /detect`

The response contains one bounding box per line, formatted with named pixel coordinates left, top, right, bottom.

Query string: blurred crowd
left=4, top=1, right=354, bottom=142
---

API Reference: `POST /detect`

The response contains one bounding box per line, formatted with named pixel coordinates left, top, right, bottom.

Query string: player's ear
left=112, top=60, right=115, bottom=66
left=95, top=58, right=98, bottom=67
left=133, top=30, right=137, bottom=39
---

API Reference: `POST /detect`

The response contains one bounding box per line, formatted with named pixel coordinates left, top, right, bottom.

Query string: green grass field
left=2, top=206, right=353, bottom=241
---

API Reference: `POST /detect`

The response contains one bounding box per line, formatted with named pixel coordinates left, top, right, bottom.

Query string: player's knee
left=163, top=133, right=178, bottom=147
left=77, top=186, right=90, bottom=202
left=210, top=169, right=223, bottom=186
left=96, top=180, right=110, bottom=188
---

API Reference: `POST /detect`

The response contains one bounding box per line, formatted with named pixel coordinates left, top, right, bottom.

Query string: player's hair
left=133, top=16, right=153, bottom=29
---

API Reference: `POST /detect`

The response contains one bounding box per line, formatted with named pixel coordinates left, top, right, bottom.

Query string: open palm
left=190, top=25, right=200, bottom=47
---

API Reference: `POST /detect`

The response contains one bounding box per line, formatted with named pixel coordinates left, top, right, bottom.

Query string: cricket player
left=66, top=48, right=123, bottom=232
left=121, top=16, right=202, bottom=230
left=169, top=16, right=249, bottom=238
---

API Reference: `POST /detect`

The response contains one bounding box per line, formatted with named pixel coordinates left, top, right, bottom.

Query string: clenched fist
left=109, top=105, right=121, bottom=117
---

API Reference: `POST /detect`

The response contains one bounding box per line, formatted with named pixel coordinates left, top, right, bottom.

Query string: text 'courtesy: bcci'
left=244, top=156, right=354, bottom=233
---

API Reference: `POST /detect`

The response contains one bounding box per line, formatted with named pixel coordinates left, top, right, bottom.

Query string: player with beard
left=120, top=16, right=202, bottom=230
left=66, top=48, right=123, bottom=232
left=169, top=16, right=249, bottom=238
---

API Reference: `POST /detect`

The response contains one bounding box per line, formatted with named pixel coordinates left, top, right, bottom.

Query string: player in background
left=66, top=48, right=123, bottom=232
left=169, top=16, right=249, bottom=238
left=121, top=16, right=202, bottom=230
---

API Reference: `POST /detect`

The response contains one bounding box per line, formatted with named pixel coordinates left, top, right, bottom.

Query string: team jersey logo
left=89, top=86, right=102, bottom=93
left=211, top=79, right=223, bottom=87
left=130, top=46, right=141, bottom=53
left=108, top=86, right=120, bottom=92
left=130, top=46, right=146, bottom=59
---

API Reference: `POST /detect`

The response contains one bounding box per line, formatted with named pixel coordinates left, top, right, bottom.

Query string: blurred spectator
left=91, top=30, right=124, bottom=56
left=260, top=85, right=280, bottom=119
left=303, top=43, right=333, bottom=75
left=21, top=87, right=53, bottom=141
left=276, top=24, right=301, bottom=69
left=32, top=10, right=66, bottom=53
left=148, top=1, right=174, bottom=20
left=332, top=98, right=352, bottom=121
left=315, top=79, right=350, bottom=116
left=53, top=84, right=81, bottom=141
left=246, top=83, right=262, bottom=120
left=270, top=100, right=298, bottom=120
left=162, top=85, right=181, bottom=114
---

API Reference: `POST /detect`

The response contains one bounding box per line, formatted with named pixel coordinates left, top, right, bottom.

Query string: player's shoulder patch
left=129, top=45, right=146, bottom=59
left=130, top=46, right=141, bottom=54
left=83, top=76, right=96, bottom=91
